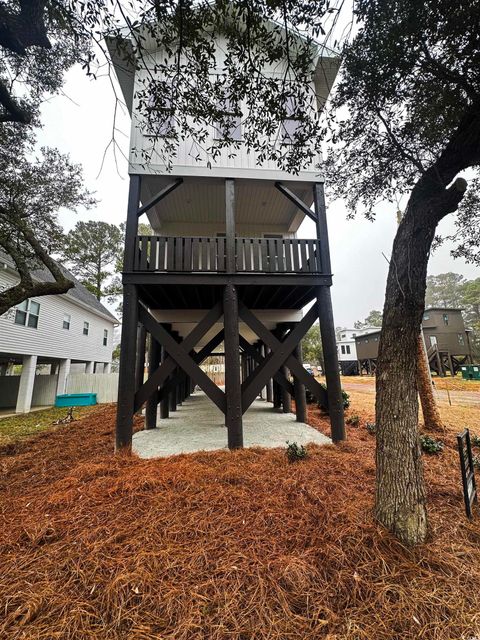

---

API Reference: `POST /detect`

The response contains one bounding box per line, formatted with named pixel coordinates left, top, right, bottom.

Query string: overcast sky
left=38, top=65, right=479, bottom=328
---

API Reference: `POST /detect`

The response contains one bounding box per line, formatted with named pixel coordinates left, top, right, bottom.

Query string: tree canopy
left=61, top=221, right=124, bottom=301
left=0, top=125, right=93, bottom=315
left=354, top=309, right=383, bottom=329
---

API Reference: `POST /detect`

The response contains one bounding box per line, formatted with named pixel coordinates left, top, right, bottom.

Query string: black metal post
left=223, top=283, right=243, bottom=449
left=293, top=342, right=307, bottom=422
left=313, top=182, right=346, bottom=442
left=145, top=334, right=161, bottom=429
left=160, top=345, right=170, bottom=419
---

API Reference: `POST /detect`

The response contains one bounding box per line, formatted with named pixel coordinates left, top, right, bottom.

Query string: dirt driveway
left=341, top=377, right=480, bottom=406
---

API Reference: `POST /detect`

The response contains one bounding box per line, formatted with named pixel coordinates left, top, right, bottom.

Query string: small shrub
left=366, top=422, right=376, bottom=435
left=318, top=383, right=350, bottom=410
left=420, top=434, right=444, bottom=454
left=471, top=433, right=480, bottom=448
left=346, top=414, right=360, bottom=427
left=285, top=441, right=308, bottom=463
left=473, top=455, right=480, bottom=470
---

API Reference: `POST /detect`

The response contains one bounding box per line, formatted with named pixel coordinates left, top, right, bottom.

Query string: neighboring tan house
left=336, top=327, right=379, bottom=375
left=355, top=308, right=474, bottom=376
left=0, top=250, right=117, bottom=413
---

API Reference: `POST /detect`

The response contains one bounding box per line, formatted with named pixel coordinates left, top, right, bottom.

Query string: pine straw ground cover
left=1, top=398, right=480, bottom=639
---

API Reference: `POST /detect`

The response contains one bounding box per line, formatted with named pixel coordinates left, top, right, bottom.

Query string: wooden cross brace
left=135, top=302, right=225, bottom=413
left=238, top=302, right=328, bottom=411
left=239, top=335, right=294, bottom=397
left=157, top=329, right=225, bottom=403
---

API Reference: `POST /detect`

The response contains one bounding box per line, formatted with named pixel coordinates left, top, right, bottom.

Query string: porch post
left=159, top=345, right=170, bottom=419
left=135, top=324, right=147, bottom=394
left=293, top=343, right=307, bottom=422
left=145, top=334, right=161, bottom=429
left=16, top=355, right=37, bottom=413
left=56, top=358, right=71, bottom=396
left=265, top=344, right=274, bottom=403
left=116, top=174, right=141, bottom=452
left=224, top=285, right=243, bottom=448
left=313, top=182, right=345, bottom=442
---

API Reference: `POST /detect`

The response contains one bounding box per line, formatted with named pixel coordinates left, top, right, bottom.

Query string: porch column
left=116, top=174, right=141, bottom=452
left=160, top=345, right=170, bottom=419
left=135, top=324, right=147, bottom=392
left=16, top=355, right=37, bottom=414
left=264, top=345, right=273, bottom=403
left=145, top=334, right=161, bottom=429
left=313, top=182, right=345, bottom=442
left=103, top=362, right=111, bottom=374
left=85, top=361, right=95, bottom=374
left=293, top=343, right=307, bottom=422
left=224, top=283, right=243, bottom=449
left=56, top=358, right=71, bottom=396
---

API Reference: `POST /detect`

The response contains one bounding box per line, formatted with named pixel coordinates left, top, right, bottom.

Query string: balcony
left=133, top=236, right=324, bottom=274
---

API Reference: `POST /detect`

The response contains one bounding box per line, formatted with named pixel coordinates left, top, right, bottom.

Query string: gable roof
left=0, top=249, right=118, bottom=324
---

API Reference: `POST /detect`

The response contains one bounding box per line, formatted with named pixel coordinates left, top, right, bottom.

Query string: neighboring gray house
left=0, top=250, right=117, bottom=413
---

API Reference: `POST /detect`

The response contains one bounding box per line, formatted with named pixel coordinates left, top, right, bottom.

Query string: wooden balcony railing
left=133, top=236, right=324, bottom=274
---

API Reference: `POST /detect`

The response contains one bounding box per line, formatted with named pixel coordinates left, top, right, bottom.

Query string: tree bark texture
left=375, top=176, right=467, bottom=546
left=416, top=334, right=443, bottom=432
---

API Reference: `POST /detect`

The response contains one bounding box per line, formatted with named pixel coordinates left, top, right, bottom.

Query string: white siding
left=0, top=270, right=115, bottom=363
left=128, top=39, right=322, bottom=180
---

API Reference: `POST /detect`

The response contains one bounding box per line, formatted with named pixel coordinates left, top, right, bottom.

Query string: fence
left=0, top=372, right=119, bottom=410
left=66, top=373, right=119, bottom=403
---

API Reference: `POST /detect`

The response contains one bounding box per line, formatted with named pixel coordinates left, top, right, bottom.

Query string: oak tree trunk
left=375, top=175, right=467, bottom=545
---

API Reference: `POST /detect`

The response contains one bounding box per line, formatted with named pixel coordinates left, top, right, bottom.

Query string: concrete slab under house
left=133, top=389, right=331, bottom=458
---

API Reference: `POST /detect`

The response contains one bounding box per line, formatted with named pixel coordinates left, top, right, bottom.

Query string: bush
left=366, top=422, right=376, bottom=435
left=318, top=383, right=350, bottom=411
left=420, top=434, right=444, bottom=454
left=285, top=441, right=308, bottom=463
left=473, top=455, right=480, bottom=470
left=346, top=414, right=360, bottom=427
left=471, top=433, right=480, bottom=448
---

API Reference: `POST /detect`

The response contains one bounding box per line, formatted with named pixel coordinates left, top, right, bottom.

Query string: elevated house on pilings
left=355, top=308, right=474, bottom=377
left=108, top=18, right=346, bottom=451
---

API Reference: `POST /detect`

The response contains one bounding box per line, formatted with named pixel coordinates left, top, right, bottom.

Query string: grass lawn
left=0, top=405, right=98, bottom=447
left=1, top=391, right=480, bottom=639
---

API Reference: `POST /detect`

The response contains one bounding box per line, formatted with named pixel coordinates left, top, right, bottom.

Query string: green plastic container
left=55, top=393, right=97, bottom=407
left=460, top=365, right=480, bottom=381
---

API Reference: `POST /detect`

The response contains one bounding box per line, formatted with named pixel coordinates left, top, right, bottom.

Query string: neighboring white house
left=0, top=250, right=118, bottom=413
left=336, top=327, right=378, bottom=375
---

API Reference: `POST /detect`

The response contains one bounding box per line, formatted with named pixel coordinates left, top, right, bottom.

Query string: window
left=103, top=329, right=108, bottom=347
left=213, top=97, right=242, bottom=141
left=63, top=313, right=71, bottom=330
left=346, top=345, right=351, bottom=354
left=341, top=345, right=346, bottom=354
left=458, top=333, right=465, bottom=345
left=14, top=300, right=40, bottom=329
left=83, top=321, right=89, bottom=336
left=430, top=335, right=437, bottom=347
left=423, top=313, right=430, bottom=320
left=443, top=313, right=449, bottom=326
left=146, top=94, right=175, bottom=137
left=280, top=96, right=301, bottom=144
left=341, top=333, right=346, bottom=339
